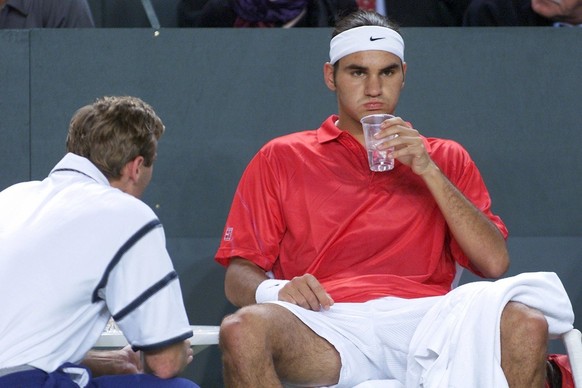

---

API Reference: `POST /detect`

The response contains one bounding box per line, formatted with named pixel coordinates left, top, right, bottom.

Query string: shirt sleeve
left=215, top=147, right=285, bottom=271
left=104, top=221, right=192, bottom=350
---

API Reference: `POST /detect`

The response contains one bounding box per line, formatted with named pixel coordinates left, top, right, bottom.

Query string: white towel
left=405, top=272, right=575, bottom=388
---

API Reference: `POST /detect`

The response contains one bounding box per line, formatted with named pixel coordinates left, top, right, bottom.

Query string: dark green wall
left=1, top=28, right=581, bottom=386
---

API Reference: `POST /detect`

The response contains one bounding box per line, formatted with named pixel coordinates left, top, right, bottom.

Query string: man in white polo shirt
left=0, top=96, right=199, bottom=387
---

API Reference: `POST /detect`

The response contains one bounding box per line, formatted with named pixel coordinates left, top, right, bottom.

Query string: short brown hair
left=332, top=10, right=400, bottom=38
left=66, top=96, right=164, bottom=180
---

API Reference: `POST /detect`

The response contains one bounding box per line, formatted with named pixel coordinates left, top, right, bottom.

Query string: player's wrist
left=417, top=160, right=441, bottom=180
left=255, top=279, right=290, bottom=303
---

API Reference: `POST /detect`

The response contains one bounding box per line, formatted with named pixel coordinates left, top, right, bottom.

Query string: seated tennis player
left=214, top=9, right=574, bottom=388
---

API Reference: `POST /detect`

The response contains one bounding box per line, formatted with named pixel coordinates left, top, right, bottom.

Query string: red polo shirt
left=215, top=115, right=508, bottom=302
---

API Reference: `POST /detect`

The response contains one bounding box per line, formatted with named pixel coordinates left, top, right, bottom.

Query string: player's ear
left=323, top=62, right=336, bottom=91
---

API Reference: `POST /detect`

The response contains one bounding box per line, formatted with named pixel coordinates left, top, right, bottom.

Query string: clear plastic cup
left=360, top=113, right=395, bottom=172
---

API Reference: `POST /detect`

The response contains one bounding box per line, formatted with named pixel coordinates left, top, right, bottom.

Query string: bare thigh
left=222, top=303, right=341, bottom=386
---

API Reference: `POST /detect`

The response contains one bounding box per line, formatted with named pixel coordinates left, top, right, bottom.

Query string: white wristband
left=255, top=279, right=290, bottom=303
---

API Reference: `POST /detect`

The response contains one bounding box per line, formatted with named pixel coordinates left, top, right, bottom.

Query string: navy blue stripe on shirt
left=92, top=219, right=162, bottom=303
left=112, top=271, right=178, bottom=321
left=51, top=168, right=97, bottom=182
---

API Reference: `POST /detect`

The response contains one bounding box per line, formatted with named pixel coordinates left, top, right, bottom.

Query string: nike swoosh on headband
left=369, top=36, right=386, bottom=41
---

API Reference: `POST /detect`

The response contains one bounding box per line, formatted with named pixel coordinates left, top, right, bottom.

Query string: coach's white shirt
left=0, top=153, right=192, bottom=372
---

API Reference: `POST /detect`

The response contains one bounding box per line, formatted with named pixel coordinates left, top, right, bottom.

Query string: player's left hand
left=375, top=116, right=436, bottom=176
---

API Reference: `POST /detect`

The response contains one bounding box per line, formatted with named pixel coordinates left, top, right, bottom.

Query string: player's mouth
left=364, top=102, right=384, bottom=111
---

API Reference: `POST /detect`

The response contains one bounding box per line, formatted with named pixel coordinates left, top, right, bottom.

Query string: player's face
left=327, top=50, right=406, bottom=132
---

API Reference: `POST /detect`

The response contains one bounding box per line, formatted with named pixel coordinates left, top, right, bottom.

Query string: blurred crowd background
left=2, top=0, right=580, bottom=29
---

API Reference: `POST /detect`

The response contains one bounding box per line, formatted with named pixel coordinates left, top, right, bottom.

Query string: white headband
left=329, top=26, right=405, bottom=65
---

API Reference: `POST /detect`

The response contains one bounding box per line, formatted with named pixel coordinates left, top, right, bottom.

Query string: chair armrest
left=563, top=328, right=582, bottom=387
left=94, top=325, right=220, bottom=356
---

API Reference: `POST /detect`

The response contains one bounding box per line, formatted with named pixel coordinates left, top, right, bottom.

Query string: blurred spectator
left=177, top=0, right=357, bottom=27
left=463, top=0, right=582, bottom=26
left=0, top=0, right=94, bottom=28
left=178, top=0, right=471, bottom=27
left=378, top=0, right=471, bottom=26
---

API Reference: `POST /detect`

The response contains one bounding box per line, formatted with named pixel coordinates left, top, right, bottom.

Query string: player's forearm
left=421, top=163, right=509, bottom=278
left=224, top=257, right=269, bottom=307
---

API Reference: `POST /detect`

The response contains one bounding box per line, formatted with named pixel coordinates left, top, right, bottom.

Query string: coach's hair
left=66, top=96, right=165, bottom=180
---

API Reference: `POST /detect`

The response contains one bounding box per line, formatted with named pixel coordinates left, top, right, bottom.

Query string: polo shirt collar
left=50, top=153, right=111, bottom=186
left=316, top=114, right=432, bottom=152
left=317, top=115, right=343, bottom=143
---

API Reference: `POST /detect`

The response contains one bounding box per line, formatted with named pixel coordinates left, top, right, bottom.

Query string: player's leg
left=220, top=303, right=341, bottom=387
left=500, top=301, right=549, bottom=388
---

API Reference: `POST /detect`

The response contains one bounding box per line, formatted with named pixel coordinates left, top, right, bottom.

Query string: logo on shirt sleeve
left=224, top=227, right=234, bottom=241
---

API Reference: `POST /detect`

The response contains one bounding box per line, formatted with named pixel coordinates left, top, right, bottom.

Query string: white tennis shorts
left=270, top=296, right=441, bottom=387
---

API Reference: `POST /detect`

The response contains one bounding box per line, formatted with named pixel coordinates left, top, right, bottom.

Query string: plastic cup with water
left=360, top=113, right=395, bottom=172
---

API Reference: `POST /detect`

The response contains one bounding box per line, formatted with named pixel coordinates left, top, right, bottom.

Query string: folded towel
left=406, top=272, right=574, bottom=388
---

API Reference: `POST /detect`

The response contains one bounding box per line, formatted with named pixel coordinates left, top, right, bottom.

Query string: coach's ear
left=124, top=156, right=145, bottom=184
left=109, top=156, right=145, bottom=197
left=323, top=62, right=336, bottom=92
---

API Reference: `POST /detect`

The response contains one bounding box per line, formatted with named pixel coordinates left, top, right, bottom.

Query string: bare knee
left=219, top=306, right=286, bottom=386
left=219, top=306, right=267, bottom=352
left=500, top=302, right=549, bottom=387
left=502, top=302, right=548, bottom=338
left=501, top=302, right=548, bottom=351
